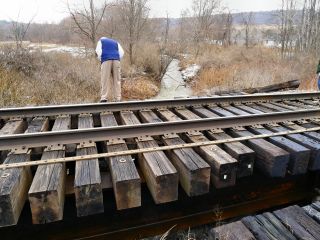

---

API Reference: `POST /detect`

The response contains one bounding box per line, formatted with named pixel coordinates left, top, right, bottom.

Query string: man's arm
left=118, top=43, right=124, bottom=59
left=96, top=40, right=102, bottom=60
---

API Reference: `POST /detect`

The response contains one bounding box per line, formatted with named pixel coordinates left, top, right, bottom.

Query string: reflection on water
left=155, top=59, right=192, bottom=99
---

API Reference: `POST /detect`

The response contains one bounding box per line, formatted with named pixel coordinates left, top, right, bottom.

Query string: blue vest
left=100, top=38, right=120, bottom=63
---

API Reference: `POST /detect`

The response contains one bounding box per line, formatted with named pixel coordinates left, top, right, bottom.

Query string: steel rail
left=0, top=109, right=319, bottom=151
left=1, top=126, right=320, bottom=170
left=0, top=92, right=319, bottom=118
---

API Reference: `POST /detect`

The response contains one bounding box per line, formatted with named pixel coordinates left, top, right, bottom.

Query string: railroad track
left=1, top=92, right=320, bottom=239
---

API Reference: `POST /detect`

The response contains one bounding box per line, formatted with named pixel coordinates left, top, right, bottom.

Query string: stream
left=155, top=59, right=192, bottom=99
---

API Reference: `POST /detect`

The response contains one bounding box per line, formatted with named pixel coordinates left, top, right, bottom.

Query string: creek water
left=155, top=59, right=192, bottom=99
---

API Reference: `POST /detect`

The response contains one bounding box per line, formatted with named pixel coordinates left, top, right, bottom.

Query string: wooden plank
left=264, top=124, right=320, bottom=170
left=0, top=117, right=48, bottom=227
left=206, top=131, right=255, bottom=178
left=242, top=214, right=297, bottom=240
left=224, top=104, right=310, bottom=175
left=157, top=108, right=242, bottom=187
left=100, top=112, right=141, bottom=210
left=0, top=119, right=27, bottom=164
left=208, top=221, right=256, bottom=240
left=25, top=117, right=50, bottom=154
left=312, top=202, right=320, bottom=211
left=260, top=212, right=297, bottom=240
left=75, top=147, right=103, bottom=216
left=74, top=113, right=103, bottom=217
left=28, top=116, right=70, bottom=224
left=274, top=205, right=320, bottom=240
left=191, top=106, right=255, bottom=178
left=186, top=135, right=237, bottom=188
left=162, top=137, right=210, bottom=195
left=192, top=107, right=220, bottom=118
left=248, top=127, right=310, bottom=175
left=0, top=119, right=26, bottom=136
left=258, top=102, right=320, bottom=143
left=140, top=110, right=210, bottom=196
left=25, top=117, right=49, bottom=133
left=229, top=129, right=290, bottom=177
left=28, top=150, right=66, bottom=224
left=120, top=111, right=178, bottom=204
left=0, top=153, right=32, bottom=227
left=303, top=205, right=320, bottom=223
left=204, top=105, right=290, bottom=177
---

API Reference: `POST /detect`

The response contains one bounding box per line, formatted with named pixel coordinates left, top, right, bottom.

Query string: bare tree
left=66, top=0, right=108, bottom=49
left=190, top=0, right=221, bottom=58
left=240, top=11, right=254, bottom=48
left=9, top=9, right=37, bottom=49
left=214, top=9, right=233, bottom=46
left=297, top=0, right=320, bottom=52
left=117, top=0, right=150, bottom=65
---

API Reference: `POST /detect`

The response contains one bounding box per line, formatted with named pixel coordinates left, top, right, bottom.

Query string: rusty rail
left=1, top=109, right=320, bottom=151
left=0, top=92, right=319, bottom=118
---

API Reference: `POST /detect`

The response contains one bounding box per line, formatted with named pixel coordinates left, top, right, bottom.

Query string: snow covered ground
left=28, top=43, right=89, bottom=56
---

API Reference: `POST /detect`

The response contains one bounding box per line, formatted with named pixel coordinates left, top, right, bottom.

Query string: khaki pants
left=100, top=60, right=121, bottom=101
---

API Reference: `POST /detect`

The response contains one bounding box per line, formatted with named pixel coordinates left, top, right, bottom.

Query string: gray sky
left=0, top=0, right=283, bottom=23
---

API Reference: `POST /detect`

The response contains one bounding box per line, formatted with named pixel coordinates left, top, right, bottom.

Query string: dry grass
left=122, top=77, right=159, bottom=100
left=0, top=43, right=162, bottom=107
left=1, top=42, right=318, bottom=108
left=182, top=44, right=319, bottom=95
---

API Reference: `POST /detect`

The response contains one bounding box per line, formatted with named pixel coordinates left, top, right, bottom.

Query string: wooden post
left=158, top=108, right=238, bottom=188
left=274, top=205, right=320, bottom=239
left=74, top=114, right=103, bottom=217
left=28, top=115, right=70, bottom=224
left=191, top=106, right=255, bottom=178
left=100, top=112, right=141, bottom=210
left=208, top=221, right=256, bottom=240
left=140, top=110, right=210, bottom=196
left=120, top=111, right=178, bottom=204
left=0, top=117, right=47, bottom=227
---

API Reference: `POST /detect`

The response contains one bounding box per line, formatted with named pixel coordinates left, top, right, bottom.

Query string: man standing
left=317, top=58, right=320, bottom=90
left=96, top=37, right=124, bottom=102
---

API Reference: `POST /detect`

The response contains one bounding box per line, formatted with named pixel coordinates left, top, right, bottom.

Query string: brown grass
left=1, top=42, right=318, bottom=108
left=183, top=44, right=319, bottom=95
left=122, top=77, right=159, bottom=100
left=0, top=43, right=162, bottom=107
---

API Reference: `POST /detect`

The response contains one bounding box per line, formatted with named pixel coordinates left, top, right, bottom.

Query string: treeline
left=1, top=0, right=320, bottom=59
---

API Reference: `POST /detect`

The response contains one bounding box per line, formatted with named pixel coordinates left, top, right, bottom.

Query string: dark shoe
left=99, top=100, right=108, bottom=103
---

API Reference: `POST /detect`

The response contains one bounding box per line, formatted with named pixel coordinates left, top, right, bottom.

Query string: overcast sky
left=0, top=0, right=283, bottom=23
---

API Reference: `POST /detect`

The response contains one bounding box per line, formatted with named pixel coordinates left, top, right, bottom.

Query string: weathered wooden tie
left=120, top=111, right=178, bottom=204
left=140, top=110, right=210, bottom=196
left=0, top=117, right=48, bottom=227
left=209, top=105, right=290, bottom=177
left=100, top=112, right=141, bottom=210
left=249, top=103, right=320, bottom=170
left=208, top=221, right=256, bottom=240
left=191, top=106, right=255, bottom=178
left=28, top=115, right=70, bottom=224
left=235, top=104, right=311, bottom=175
left=303, top=205, right=320, bottom=223
left=74, top=114, right=103, bottom=217
left=0, top=118, right=27, bottom=163
left=241, top=214, right=297, bottom=240
left=158, top=108, right=239, bottom=188
left=274, top=205, right=320, bottom=239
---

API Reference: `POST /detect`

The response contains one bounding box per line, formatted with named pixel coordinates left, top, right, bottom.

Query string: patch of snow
left=27, top=44, right=89, bottom=57
left=181, top=64, right=201, bottom=80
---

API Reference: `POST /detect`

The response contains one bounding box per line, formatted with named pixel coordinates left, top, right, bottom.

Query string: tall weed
left=187, top=45, right=319, bottom=95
